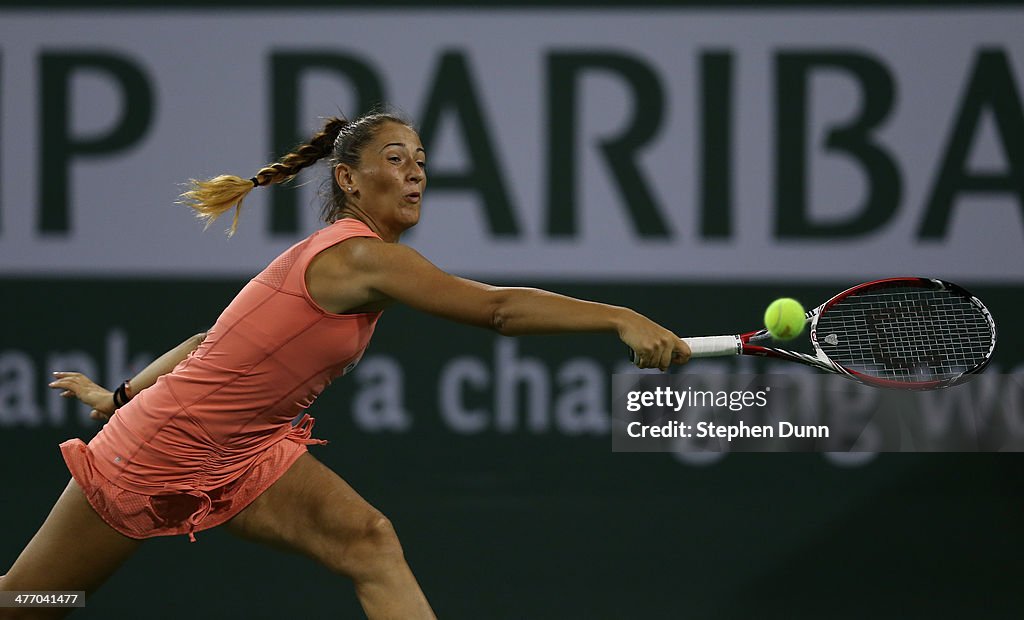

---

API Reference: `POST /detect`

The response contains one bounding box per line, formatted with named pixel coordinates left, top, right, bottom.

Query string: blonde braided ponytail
left=179, top=117, right=348, bottom=236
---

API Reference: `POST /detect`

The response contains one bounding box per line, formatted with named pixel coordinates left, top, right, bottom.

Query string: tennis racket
left=632, top=277, right=996, bottom=390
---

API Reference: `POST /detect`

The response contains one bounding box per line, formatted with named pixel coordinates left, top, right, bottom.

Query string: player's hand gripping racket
left=631, top=277, right=996, bottom=390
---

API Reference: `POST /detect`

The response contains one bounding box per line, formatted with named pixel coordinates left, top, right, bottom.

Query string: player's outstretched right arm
left=321, top=239, right=690, bottom=370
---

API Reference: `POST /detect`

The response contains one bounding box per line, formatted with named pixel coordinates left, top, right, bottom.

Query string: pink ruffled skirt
left=60, top=415, right=325, bottom=542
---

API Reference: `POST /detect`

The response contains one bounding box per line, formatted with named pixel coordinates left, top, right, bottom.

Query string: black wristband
left=112, top=380, right=133, bottom=409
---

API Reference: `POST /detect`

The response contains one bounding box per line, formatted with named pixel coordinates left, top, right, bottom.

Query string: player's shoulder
left=323, top=235, right=422, bottom=272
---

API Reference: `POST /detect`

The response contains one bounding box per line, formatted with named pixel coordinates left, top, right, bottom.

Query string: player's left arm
left=49, top=331, right=208, bottom=421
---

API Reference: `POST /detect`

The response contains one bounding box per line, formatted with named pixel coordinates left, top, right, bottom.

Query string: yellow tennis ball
left=764, top=298, right=805, bottom=340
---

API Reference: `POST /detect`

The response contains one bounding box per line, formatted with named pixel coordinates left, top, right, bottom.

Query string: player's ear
left=334, top=164, right=357, bottom=193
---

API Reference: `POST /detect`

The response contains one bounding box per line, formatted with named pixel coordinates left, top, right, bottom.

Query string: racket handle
left=628, top=335, right=741, bottom=364
left=681, top=335, right=743, bottom=358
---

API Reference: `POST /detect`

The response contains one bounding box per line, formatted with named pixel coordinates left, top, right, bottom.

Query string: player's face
left=346, top=122, right=427, bottom=240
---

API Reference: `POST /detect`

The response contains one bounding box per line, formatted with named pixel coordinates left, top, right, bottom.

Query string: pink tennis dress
left=60, top=219, right=382, bottom=542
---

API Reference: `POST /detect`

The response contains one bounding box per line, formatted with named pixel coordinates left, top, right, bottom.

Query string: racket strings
left=815, top=286, right=993, bottom=382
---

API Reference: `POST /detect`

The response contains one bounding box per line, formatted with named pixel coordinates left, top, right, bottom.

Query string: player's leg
left=0, top=480, right=142, bottom=620
left=225, top=452, right=434, bottom=620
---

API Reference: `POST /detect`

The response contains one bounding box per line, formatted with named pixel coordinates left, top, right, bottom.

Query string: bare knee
left=362, top=514, right=403, bottom=557
left=322, top=511, right=406, bottom=580
left=342, top=511, right=406, bottom=569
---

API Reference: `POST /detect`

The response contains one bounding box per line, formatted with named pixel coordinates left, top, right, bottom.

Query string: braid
left=179, top=116, right=348, bottom=236
left=251, top=117, right=348, bottom=187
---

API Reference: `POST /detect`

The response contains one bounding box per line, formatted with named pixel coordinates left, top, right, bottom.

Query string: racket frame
left=681, top=277, right=996, bottom=390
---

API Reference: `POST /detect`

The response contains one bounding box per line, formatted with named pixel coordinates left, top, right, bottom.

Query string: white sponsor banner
left=1, top=9, right=1022, bottom=281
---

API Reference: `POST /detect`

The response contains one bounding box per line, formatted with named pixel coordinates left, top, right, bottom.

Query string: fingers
left=634, top=332, right=694, bottom=370
left=50, top=371, right=117, bottom=417
left=633, top=337, right=686, bottom=371
left=674, top=339, right=692, bottom=365
left=51, top=371, right=85, bottom=382
left=50, top=378, right=81, bottom=394
left=50, top=372, right=83, bottom=386
left=657, top=346, right=672, bottom=372
left=633, top=350, right=655, bottom=369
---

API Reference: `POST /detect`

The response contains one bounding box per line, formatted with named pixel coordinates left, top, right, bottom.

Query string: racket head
left=808, top=277, right=996, bottom=389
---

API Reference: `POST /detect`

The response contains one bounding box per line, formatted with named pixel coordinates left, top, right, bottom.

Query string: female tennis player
left=0, top=111, right=690, bottom=619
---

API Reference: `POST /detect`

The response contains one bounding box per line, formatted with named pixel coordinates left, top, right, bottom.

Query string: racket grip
left=681, top=335, right=743, bottom=358
left=627, top=335, right=742, bottom=364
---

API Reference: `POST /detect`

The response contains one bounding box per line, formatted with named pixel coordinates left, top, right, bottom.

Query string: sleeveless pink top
left=61, top=219, right=382, bottom=541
